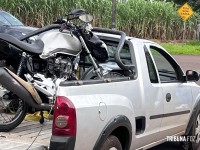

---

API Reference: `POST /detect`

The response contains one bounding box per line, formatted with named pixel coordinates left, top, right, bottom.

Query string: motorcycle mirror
left=79, top=14, right=93, bottom=23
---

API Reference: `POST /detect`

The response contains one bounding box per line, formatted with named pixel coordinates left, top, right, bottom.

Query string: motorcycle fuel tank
left=39, top=30, right=82, bottom=59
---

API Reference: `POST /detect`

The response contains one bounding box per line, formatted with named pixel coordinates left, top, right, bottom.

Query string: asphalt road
left=173, top=55, right=200, bottom=86
left=150, top=55, right=200, bottom=150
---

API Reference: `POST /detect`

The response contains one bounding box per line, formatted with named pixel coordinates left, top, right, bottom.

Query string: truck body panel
left=51, top=33, right=200, bottom=150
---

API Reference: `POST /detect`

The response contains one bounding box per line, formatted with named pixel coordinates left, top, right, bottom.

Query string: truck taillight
left=52, top=96, right=76, bottom=136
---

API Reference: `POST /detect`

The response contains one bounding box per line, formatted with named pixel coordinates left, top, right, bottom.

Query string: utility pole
left=111, top=0, right=116, bottom=29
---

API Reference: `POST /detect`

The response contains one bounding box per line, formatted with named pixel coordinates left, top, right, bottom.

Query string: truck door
left=146, top=43, right=193, bottom=138
left=134, top=44, right=165, bottom=148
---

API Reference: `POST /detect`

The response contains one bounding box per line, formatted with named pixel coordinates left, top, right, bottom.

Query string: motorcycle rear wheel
left=0, top=84, right=27, bottom=132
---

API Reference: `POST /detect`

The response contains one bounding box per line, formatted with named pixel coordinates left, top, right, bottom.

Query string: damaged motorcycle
left=0, top=9, right=127, bottom=131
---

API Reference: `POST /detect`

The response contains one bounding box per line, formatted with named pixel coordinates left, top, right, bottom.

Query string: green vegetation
left=0, top=0, right=199, bottom=40
left=164, top=0, right=200, bottom=12
left=161, top=41, right=200, bottom=55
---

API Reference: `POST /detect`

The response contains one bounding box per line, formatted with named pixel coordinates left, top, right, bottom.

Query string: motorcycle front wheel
left=0, top=84, right=27, bottom=132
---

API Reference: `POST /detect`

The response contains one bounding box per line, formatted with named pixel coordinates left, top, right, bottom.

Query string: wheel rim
left=109, top=148, right=117, bottom=150
left=195, top=113, right=200, bottom=144
left=0, top=94, right=25, bottom=125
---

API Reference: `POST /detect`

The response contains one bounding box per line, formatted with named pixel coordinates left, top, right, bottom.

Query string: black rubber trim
left=60, top=76, right=134, bottom=87
left=19, top=24, right=61, bottom=41
left=185, top=99, right=200, bottom=135
left=49, top=135, right=76, bottom=150
left=150, top=110, right=190, bottom=120
left=135, top=116, right=146, bottom=135
left=0, top=34, right=44, bottom=54
left=0, top=24, right=61, bottom=55
left=93, top=115, right=132, bottom=150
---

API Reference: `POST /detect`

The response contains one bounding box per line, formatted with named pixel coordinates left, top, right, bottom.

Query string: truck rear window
left=105, top=41, right=132, bottom=65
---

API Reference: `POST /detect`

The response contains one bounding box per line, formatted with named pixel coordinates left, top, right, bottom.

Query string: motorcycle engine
left=46, top=56, right=73, bottom=79
left=25, top=55, right=76, bottom=98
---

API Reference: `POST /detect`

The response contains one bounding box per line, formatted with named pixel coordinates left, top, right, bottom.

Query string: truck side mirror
left=186, top=70, right=200, bottom=82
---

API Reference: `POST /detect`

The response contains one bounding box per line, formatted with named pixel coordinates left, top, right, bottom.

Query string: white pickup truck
left=49, top=31, right=200, bottom=150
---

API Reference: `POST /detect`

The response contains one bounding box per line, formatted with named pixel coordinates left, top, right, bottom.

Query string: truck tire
left=81, top=66, right=125, bottom=80
left=100, top=135, right=122, bottom=150
left=181, top=110, right=200, bottom=150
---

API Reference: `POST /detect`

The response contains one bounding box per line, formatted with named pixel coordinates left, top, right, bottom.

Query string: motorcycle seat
left=0, top=33, right=44, bottom=54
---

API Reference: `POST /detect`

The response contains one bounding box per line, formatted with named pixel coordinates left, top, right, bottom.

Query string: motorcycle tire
left=0, top=63, right=27, bottom=132
left=81, top=66, right=125, bottom=80
left=0, top=84, right=27, bottom=132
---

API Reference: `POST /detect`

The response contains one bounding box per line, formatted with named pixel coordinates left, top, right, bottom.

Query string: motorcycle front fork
left=17, top=52, right=27, bottom=76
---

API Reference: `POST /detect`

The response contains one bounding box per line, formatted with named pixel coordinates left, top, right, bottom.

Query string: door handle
left=166, top=93, right=171, bottom=102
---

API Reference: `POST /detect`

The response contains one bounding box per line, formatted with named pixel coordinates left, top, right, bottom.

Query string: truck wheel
left=181, top=110, right=200, bottom=150
left=190, top=111, right=200, bottom=150
left=101, top=135, right=122, bottom=150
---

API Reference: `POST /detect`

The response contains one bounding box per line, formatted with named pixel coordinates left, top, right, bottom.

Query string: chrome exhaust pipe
left=0, top=67, right=52, bottom=110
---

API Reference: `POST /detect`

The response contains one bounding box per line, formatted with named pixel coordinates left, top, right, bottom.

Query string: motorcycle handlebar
left=19, top=24, right=61, bottom=41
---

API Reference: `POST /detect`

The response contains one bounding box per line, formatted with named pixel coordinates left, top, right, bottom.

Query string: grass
left=161, top=41, right=200, bottom=55
left=0, top=0, right=198, bottom=40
